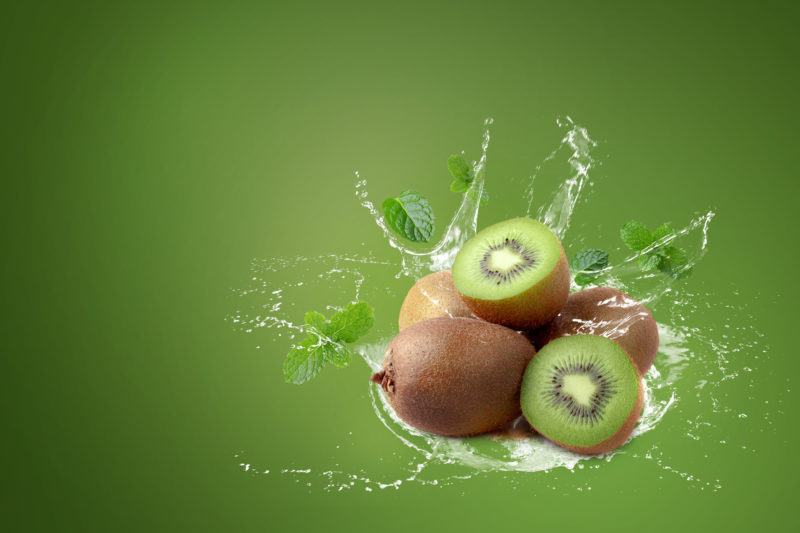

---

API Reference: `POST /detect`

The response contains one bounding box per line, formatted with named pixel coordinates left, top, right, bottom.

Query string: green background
left=3, top=1, right=798, bottom=531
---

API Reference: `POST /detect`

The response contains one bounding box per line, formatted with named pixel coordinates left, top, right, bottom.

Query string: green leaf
left=620, top=220, right=692, bottom=279
left=657, top=246, right=691, bottom=278
left=325, top=345, right=352, bottom=368
left=447, top=154, right=471, bottom=180
left=652, top=223, right=674, bottom=242
left=283, top=301, right=375, bottom=384
left=571, top=248, right=609, bottom=287
left=304, top=310, right=328, bottom=333
left=574, top=273, right=598, bottom=287
left=571, top=248, right=609, bottom=273
left=448, top=154, right=474, bottom=195
left=327, top=302, right=374, bottom=343
left=283, top=335, right=331, bottom=384
left=382, top=191, right=435, bottom=242
left=637, top=254, right=662, bottom=271
left=450, top=178, right=470, bottom=193
left=620, top=221, right=654, bottom=251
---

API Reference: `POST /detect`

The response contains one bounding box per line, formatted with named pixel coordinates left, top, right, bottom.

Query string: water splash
left=355, top=117, right=493, bottom=278
left=228, top=253, right=397, bottom=342
left=528, top=116, right=598, bottom=239
left=360, top=326, right=677, bottom=476
left=350, top=134, right=716, bottom=476
left=602, top=211, right=716, bottom=305
left=229, top=118, right=770, bottom=493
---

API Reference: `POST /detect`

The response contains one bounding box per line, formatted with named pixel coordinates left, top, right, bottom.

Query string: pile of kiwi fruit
left=371, top=217, right=659, bottom=455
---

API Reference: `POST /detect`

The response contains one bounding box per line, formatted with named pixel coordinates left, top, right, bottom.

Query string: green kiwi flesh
left=372, top=317, right=536, bottom=437
left=398, top=271, right=474, bottom=330
left=451, top=217, right=569, bottom=329
left=520, top=334, right=642, bottom=454
left=534, top=287, right=659, bottom=374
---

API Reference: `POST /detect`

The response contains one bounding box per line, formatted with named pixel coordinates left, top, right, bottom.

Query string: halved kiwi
left=520, top=334, right=643, bottom=454
left=452, top=217, right=569, bottom=329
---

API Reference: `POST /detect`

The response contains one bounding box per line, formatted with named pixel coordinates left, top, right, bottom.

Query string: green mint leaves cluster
left=283, top=302, right=374, bottom=384
left=570, top=248, right=609, bottom=287
left=449, top=153, right=487, bottom=206
left=571, top=220, right=692, bottom=286
left=447, top=154, right=474, bottom=193
left=620, top=221, right=691, bottom=279
left=381, top=153, right=478, bottom=243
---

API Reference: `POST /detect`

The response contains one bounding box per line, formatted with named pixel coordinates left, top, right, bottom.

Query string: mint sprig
left=621, top=221, right=691, bottom=279
left=656, top=245, right=690, bottom=278
left=620, top=221, right=655, bottom=251
left=382, top=191, right=435, bottom=243
left=448, top=153, right=488, bottom=205
left=571, top=248, right=609, bottom=286
left=283, top=302, right=375, bottom=384
left=448, top=154, right=473, bottom=193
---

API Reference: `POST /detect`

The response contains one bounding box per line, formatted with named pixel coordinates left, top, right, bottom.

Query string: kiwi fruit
left=451, top=217, right=570, bottom=329
left=398, top=271, right=474, bottom=330
left=520, top=334, right=643, bottom=455
left=534, top=287, right=659, bottom=374
left=371, top=317, right=536, bottom=437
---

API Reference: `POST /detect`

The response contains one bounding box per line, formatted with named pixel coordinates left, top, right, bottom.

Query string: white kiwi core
left=562, top=374, right=598, bottom=407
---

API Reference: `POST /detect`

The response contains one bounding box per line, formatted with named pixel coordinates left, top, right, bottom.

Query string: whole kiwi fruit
left=451, top=217, right=570, bottom=329
left=398, top=271, right=474, bottom=330
left=371, top=317, right=536, bottom=437
left=533, top=286, right=659, bottom=374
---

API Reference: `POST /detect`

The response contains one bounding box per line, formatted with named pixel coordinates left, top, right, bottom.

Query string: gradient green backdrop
left=3, top=1, right=798, bottom=531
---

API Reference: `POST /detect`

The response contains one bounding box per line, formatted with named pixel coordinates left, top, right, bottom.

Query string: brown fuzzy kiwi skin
left=398, top=271, right=475, bottom=331
left=533, top=286, right=659, bottom=374
left=459, top=249, right=570, bottom=330
left=371, top=317, right=536, bottom=437
left=552, top=376, right=644, bottom=455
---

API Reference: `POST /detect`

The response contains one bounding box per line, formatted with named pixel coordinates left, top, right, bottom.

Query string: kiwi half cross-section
left=533, top=287, right=659, bottom=374
left=452, top=217, right=570, bottom=329
left=520, top=334, right=643, bottom=455
left=371, top=317, right=536, bottom=437
left=398, top=271, right=475, bottom=330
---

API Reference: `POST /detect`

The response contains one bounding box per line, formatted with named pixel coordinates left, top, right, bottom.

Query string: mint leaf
left=571, top=248, right=609, bottom=286
left=450, top=179, right=470, bottom=193
left=328, top=302, right=374, bottom=343
left=620, top=221, right=654, bottom=251
left=652, top=223, right=674, bottom=242
left=325, top=345, right=352, bottom=368
left=448, top=154, right=474, bottom=194
left=382, top=191, right=435, bottom=242
left=283, top=335, right=332, bottom=384
left=638, top=254, right=662, bottom=271
left=574, top=273, right=599, bottom=287
left=447, top=154, right=471, bottom=180
left=572, top=248, right=609, bottom=273
left=304, top=310, right=328, bottom=333
left=657, top=246, right=691, bottom=278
